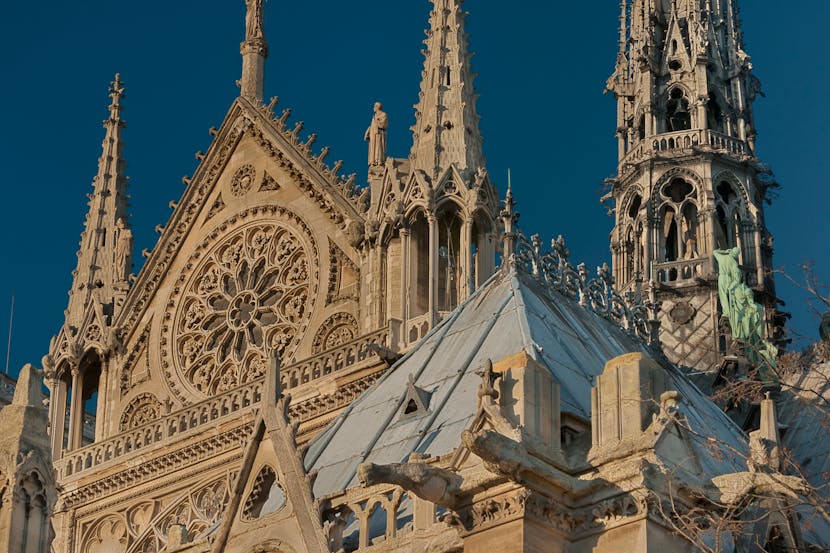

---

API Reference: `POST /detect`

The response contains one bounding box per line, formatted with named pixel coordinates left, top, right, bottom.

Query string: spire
left=65, top=74, right=133, bottom=328
left=409, top=0, right=484, bottom=181
left=240, top=0, right=268, bottom=102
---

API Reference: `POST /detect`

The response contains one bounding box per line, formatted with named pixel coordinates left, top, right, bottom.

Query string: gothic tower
left=366, top=0, right=499, bottom=349
left=43, top=76, right=133, bottom=456
left=605, top=0, right=779, bottom=373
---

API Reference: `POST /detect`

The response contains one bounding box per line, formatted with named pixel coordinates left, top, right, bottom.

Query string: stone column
left=461, top=219, right=472, bottom=300
left=94, top=357, right=109, bottom=442
left=401, top=228, right=411, bottom=326
left=49, top=376, right=67, bottom=459
left=67, top=366, right=83, bottom=451
left=23, top=499, right=45, bottom=553
left=428, top=214, right=438, bottom=326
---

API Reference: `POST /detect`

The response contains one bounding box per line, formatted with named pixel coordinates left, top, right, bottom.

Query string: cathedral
left=0, top=1, right=828, bottom=552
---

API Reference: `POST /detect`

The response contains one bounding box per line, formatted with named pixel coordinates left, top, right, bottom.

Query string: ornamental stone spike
left=240, top=0, right=268, bottom=102
left=63, top=74, right=133, bottom=331
left=409, top=0, right=484, bottom=181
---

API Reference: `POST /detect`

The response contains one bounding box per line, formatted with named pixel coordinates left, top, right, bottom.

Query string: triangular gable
left=115, top=97, right=365, bottom=344
left=214, top=356, right=328, bottom=553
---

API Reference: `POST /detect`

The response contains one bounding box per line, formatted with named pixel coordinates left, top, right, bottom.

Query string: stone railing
left=405, top=313, right=432, bottom=345
left=620, top=129, right=749, bottom=168
left=652, top=257, right=710, bottom=284
left=282, top=328, right=389, bottom=389
left=57, top=377, right=264, bottom=479
left=55, top=328, right=391, bottom=480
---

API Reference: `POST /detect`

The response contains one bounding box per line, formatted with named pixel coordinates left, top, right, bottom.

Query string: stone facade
left=0, top=1, right=826, bottom=552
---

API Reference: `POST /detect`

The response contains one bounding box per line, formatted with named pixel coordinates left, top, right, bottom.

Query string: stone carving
left=115, top=218, right=133, bottom=281
left=713, top=247, right=777, bottom=379
left=206, top=197, right=226, bottom=222
left=84, top=515, right=128, bottom=553
left=242, top=465, right=287, bottom=520
left=669, top=300, right=695, bottom=325
left=311, top=312, right=358, bottom=354
left=127, top=476, right=231, bottom=553
left=119, top=393, right=163, bottom=431
left=167, top=219, right=315, bottom=397
left=513, top=233, right=653, bottom=343
left=364, top=102, right=388, bottom=166
left=357, top=461, right=462, bottom=508
left=120, top=324, right=151, bottom=395
left=260, top=171, right=280, bottom=192
left=229, top=164, right=256, bottom=198
left=245, top=0, right=265, bottom=40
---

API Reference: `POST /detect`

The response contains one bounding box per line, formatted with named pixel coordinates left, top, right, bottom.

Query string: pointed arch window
left=657, top=178, right=699, bottom=263
left=715, top=179, right=744, bottom=251
left=666, top=88, right=691, bottom=132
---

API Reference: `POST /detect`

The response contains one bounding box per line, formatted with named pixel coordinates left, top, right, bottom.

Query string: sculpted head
left=374, top=102, right=383, bottom=112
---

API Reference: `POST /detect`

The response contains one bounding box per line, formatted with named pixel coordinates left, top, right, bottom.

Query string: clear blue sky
left=0, top=1, right=828, bottom=380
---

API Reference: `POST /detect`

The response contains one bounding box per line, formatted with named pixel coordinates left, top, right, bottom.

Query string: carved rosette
left=312, top=313, right=358, bottom=354
left=162, top=208, right=318, bottom=400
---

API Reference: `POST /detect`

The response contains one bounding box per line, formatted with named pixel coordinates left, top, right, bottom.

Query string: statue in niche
left=246, top=0, right=265, bottom=40
left=365, top=102, right=388, bottom=166
left=115, top=218, right=133, bottom=281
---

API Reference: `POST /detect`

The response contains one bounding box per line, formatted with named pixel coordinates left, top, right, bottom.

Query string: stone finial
left=12, top=364, right=43, bottom=408
left=499, top=173, right=519, bottom=259
left=749, top=392, right=781, bottom=472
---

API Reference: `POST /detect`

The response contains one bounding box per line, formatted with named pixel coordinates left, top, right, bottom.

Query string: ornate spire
left=409, top=0, right=484, bottom=181
left=65, top=74, right=133, bottom=328
left=240, top=0, right=268, bottom=102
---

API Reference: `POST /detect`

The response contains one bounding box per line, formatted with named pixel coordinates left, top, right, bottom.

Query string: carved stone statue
left=364, top=102, right=388, bottom=166
left=115, top=218, right=133, bottom=281
left=245, top=0, right=264, bottom=40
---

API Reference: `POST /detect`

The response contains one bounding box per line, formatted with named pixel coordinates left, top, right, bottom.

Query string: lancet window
left=436, top=204, right=463, bottom=313
left=657, top=178, right=699, bottom=263
left=408, top=210, right=430, bottom=319
left=621, top=194, right=645, bottom=285
left=714, top=179, right=745, bottom=251
left=666, top=87, right=691, bottom=132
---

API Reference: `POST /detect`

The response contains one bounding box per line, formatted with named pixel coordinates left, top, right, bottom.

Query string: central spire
left=240, top=0, right=268, bottom=102
left=409, top=0, right=484, bottom=181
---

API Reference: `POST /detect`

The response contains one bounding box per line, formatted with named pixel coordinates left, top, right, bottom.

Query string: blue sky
left=1, top=1, right=828, bottom=380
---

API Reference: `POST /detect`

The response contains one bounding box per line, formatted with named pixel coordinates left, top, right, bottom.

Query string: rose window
left=173, top=222, right=313, bottom=396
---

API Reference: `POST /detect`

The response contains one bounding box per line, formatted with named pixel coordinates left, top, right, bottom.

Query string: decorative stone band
left=55, top=328, right=389, bottom=481
left=513, top=232, right=657, bottom=344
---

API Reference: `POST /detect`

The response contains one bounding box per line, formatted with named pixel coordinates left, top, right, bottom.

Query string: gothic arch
left=712, top=170, right=752, bottom=217
left=119, top=393, right=163, bottom=431
left=311, top=312, right=359, bottom=354
left=242, top=465, right=286, bottom=521
left=649, top=167, right=704, bottom=214
left=82, top=514, right=129, bottom=553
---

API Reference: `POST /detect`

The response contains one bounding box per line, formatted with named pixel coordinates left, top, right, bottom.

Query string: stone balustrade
left=652, top=257, right=709, bottom=284
left=282, top=328, right=389, bottom=389
left=406, top=314, right=431, bottom=345
left=55, top=328, right=391, bottom=480
left=620, top=129, right=749, bottom=169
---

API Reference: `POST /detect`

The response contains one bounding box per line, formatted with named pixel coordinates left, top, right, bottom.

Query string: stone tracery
left=166, top=215, right=317, bottom=399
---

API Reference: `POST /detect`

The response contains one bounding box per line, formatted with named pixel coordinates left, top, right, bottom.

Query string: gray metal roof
left=305, top=265, right=749, bottom=498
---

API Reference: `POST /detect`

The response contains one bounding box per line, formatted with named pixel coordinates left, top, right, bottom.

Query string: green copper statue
left=713, top=247, right=778, bottom=382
